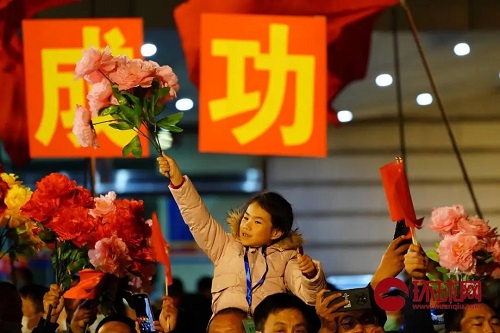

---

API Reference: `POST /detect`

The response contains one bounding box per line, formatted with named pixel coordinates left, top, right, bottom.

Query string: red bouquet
left=21, top=173, right=156, bottom=290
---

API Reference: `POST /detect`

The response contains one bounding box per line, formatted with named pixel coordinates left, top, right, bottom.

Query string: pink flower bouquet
left=426, top=205, right=499, bottom=280
left=72, top=46, right=183, bottom=157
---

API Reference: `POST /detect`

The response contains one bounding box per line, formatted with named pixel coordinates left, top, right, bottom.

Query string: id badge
left=242, top=318, right=256, bottom=333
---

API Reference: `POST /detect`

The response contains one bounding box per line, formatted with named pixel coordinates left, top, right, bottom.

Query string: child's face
left=239, top=202, right=283, bottom=247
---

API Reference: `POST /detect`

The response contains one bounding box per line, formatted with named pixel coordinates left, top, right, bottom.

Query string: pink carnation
left=72, top=105, right=99, bottom=149
left=429, top=205, right=465, bottom=234
left=108, top=58, right=158, bottom=90
left=438, top=232, right=478, bottom=274
left=75, top=46, right=113, bottom=80
left=90, top=191, right=116, bottom=218
left=87, top=79, right=113, bottom=115
left=89, top=235, right=132, bottom=277
left=457, top=216, right=493, bottom=238
left=156, top=65, right=180, bottom=102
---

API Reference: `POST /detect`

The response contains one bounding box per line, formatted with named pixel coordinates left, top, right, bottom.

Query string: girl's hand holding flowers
left=157, top=152, right=184, bottom=187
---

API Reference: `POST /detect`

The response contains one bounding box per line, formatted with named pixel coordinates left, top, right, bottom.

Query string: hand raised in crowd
left=404, top=243, right=429, bottom=280
left=158, top=296, right=178, bottom=333
left=157, top=152, right=184, bottom=186
left=69, top=300, right=98, bottom=333
left=315, top=289, right=349, bottom=333
left=371, top=236, right=411, bottom=289
left=43, top=284, right=65, bottom=323
left=298, top=251, right=318, bottom=279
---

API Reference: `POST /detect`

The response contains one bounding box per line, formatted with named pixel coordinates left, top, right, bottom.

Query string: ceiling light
left=175, top=98, right=194, bottom=111
left=375, top=74, right=393, bottom=87
left=416, top=93, right=433, bottom=106
left=141, top=43, right=157, bottom=57
left=337, top=110, right=353, bottom=123
left=453, top=43, right=470, bottom=56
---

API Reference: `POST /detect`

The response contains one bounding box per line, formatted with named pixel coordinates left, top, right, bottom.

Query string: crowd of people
left=0, top=152, right=498, bottom=333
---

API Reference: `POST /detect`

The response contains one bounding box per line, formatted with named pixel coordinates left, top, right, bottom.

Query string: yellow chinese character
left=209, top=24, right=315, bottom=146
left=37, top=25, right=136, bottom=148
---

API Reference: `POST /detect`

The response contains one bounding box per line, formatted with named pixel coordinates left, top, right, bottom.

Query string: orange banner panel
left=22, top=18, right=149, bottom=158
left=199, top=14, right=327, bottom=157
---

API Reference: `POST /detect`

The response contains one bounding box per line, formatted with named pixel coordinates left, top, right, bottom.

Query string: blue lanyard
left=244, top=247, right=268, bottom=316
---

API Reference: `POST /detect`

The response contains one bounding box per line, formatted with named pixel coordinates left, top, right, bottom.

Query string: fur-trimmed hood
left=226, top=209, right=303, bottom=250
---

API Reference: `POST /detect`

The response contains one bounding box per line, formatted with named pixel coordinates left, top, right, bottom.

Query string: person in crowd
left=405, top=243, right=500, bottom=333
left=316, top=290, right=385, bottom=333
left=207, top=307, right=247, bottom=333
left=33, top=284, right=180, bottom=333
left=197, top=276, right=213, bottom=300
left=0, top=281, right=23, bottom=333
left=157, top=153, right=326, bottom=315
left=253, top=292, right=315, bottom=333
left=315, top=236, right=413, bottom=333
left=19, top=284, right=49, bottom=333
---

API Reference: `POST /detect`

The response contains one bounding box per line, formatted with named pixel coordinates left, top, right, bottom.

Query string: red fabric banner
left=173, top=0, right=398, bottom=124
left=0, top=0, right=79, bottom=167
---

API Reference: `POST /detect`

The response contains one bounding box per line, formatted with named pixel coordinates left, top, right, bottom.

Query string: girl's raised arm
left=158, top=153, right=230, bottom=264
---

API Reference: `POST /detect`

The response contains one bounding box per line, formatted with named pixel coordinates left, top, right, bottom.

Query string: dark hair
left=19, top=284, right=49, bottom=313
left=242, top=192, right=294, bottom=238
left=444, top=280, right=500, bottom=332
left=0, top=281, right=22, bottom=324
left=214, top=307, right=247, bottom=318
left=254, top=293, right=311, bottom=333
left=197, top=276, right=212, bottom=293
left=95, top=314, right=136, bottom=333
left=208, top=308, right=247, bottom=332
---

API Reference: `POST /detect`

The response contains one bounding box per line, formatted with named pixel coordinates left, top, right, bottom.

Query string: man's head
left=19, top=284, right=48, bottom=317
left=208, top=308, right=247, bottom=333
left=335, top=309, right=385, bottom=333
left=95, top=314, right=136, bottom=333
left=254, top=293, right=311, bottom=333
left=446, top=302, right=500, bottom=333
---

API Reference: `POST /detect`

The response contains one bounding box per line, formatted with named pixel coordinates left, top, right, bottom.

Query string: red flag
left=380, top=159, right=423, bottom=232
left=173, top=0, right=398, bottom=124
left=151, top=212, right=173, bottom=286
left=64, top=269, right=105, bottom=299
left=0, top=0, right=79, bottom=167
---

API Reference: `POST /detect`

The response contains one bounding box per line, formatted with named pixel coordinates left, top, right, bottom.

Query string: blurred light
left=158, top=130, right=173, bottom=150
left=453, top=43, right=470, bottom=56
left=141, top=43, right=157, bottom=57
left=337, top=110, right=353, bottom=123
left=375, top=74, right=393, bottom=87
left=175, top=98, right=194, bottom=111
left=114, top=170, right=130, bottom=193
left=416, top=93, right=433, bottom=106
left=242, top=168, right=260, bottom=192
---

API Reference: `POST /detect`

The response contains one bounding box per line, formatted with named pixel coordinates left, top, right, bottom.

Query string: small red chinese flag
left=64, top=269, right=105, bottom=299
left=380, top=159, right=423, bottom=230
left=151, top=212, right=173, bottom=286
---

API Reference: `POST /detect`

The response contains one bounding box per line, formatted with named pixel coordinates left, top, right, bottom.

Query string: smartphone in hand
left=132, top=293, right=155, bottom=333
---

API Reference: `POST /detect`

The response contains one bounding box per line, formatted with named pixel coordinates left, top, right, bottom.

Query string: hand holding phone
left=132, top=293, right=155, bottom=333
left=322, top=287, right=372, bottom=312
